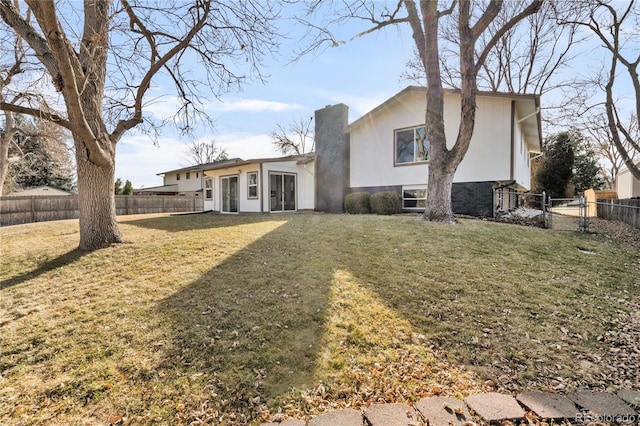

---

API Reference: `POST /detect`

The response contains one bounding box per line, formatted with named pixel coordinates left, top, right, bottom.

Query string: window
left=395, top=126, right=428, bottom=164
left=204, top=178, right=213, bottom=200
left=176, top=173, right=181, bottom=181
left=186, top=172, right=191, bottom=179
left=196, top=172, right=199, bottom=178
left=402, top=188, right=427, bottom=210
left=247, top=172, right=258, bottom=199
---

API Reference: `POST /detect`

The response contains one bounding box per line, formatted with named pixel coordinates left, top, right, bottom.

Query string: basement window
left=402, top=187, right=427, bottom=210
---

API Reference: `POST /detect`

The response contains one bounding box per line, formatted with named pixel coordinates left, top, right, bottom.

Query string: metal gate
left=542, top=192, right=589, bottom=232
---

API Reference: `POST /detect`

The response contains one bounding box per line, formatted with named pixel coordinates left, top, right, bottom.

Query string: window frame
left=402, top=187, right=427, bottom=210
left=247, top=171, right=259, bottom=199
left=394, top=125, right=429, bottom=166
left=176, top=173, right=181, bottom=181
left=186, top=172, right=191, bottom=180
left=204, top=177, right=213, bottom=201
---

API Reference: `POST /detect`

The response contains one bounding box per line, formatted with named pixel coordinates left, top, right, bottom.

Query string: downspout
left=517, top=107, right=541, bottom=123
left=260, top=162, right=264, bottom=213
left=510, top=101, right=516, bottom=182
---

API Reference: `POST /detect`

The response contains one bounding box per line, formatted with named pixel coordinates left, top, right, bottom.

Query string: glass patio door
left=269, top=173, right=296, bottom=212
left=221, top=176, right=238, bottom=213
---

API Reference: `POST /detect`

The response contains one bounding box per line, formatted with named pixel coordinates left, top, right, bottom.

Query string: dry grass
left=1, top=212, right=638, bottom=425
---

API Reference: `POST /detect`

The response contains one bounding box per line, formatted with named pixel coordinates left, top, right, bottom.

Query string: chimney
left=314, top=103, right=349, bottom=213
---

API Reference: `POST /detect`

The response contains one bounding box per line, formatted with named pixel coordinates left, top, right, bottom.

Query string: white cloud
left=217, top=133, right=281, bottom=159
left=308, top=88, right=393, bottom=120
left=115, top=131, right=282, bottom=188
left=212, top=98, right=304, bottom=113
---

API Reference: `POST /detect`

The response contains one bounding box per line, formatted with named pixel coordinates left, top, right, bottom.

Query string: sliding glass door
left=221, top=175, right=238, bottom=213
left=269, top=173, right=296, bottom=212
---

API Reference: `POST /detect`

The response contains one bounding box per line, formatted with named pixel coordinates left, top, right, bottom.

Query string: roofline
left=348, top=85, right=541, bottom=131
left=201, top=153, right=315, bottom=172
left=134, top=184, right=179, bottom=191
left=157, top=158, right=244, bottom=176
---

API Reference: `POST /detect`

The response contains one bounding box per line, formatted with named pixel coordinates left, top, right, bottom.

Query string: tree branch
left=0, top=102, right=73, bottom=130
left=110, top=0, right=212, bottom=143
left=475, top=0, right=543, bottom=74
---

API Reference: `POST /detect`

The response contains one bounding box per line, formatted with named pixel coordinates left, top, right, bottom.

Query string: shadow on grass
left=122, top=212, right=288, bottom=232
left=155, top=216, right=337, bottom=421
left=0, top=249, right=86, bottom=290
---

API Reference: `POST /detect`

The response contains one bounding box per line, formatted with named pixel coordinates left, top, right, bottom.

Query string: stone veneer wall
left=451, top=181, right=494, bottom=217
left=314, top=104, right=350, bottom=213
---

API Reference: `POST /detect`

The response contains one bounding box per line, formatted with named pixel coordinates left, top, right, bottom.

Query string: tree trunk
left=0, top=133, right=11, bottom=195
left=424, top=161, right=456, bottom=222
left=75, top=137, right=122, bottom=250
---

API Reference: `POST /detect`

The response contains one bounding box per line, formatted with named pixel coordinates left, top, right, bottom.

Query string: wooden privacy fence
left=596, top=198, right=640, bottom=229
left=0, top=195, right=204, bottom=227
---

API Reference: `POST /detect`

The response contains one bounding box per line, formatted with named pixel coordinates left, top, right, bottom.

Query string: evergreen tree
left=122, top=180, right=133, bottom=195
left=5, top=116, right=76, bottom=193
left=114, top=178, right=123, bottom=195
left=572, top=140, right=605, bottom=194
left=534, top=131, right=575, bottom=198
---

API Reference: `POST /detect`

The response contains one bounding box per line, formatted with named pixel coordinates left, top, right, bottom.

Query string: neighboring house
left=616, top=162, right=640, bottom=199
left=314, top=86, right=542, bottom=216
left=137, top=159, right=241, bottom=196
left=5, top=186, right=73, bottom=197
left=201, top=154, right=315, bottom=213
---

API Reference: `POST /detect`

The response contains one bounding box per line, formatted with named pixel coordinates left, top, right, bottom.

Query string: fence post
left=30, top=196, right=36, bottom=223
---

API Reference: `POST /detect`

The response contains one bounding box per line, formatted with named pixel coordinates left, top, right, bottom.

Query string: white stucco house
left=616, top=162, right=640, bottom=199
left=314, top=86, right=542, bottom=216
left=136, top=162, right=220, bottom=196
left=200, top=154, right=315, bottom=213
left=147, top=86, right=541, bottom=216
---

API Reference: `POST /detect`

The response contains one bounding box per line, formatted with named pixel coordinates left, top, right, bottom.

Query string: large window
left=395, top=126, right=428, bottom=165
left=204, top=178, right=213, bottom=200
left=247, top=172, right=258, bottom=199
left=402, top=187, right=427, bottom=210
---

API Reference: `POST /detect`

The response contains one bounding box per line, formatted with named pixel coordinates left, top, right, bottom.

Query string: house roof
left=617, top=160, right=640, bottom=176
left=349, top=85, right=542, bottom=153
left=157, top=158, right=244, bottom=176
left=201, top=153, right=315, bottom=172
left=134, top=184, right=179, bottom=193
left=5, top=186, right=73, bottom=197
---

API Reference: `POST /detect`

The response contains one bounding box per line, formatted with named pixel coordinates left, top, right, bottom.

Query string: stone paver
left=465, top=392, right=525, bottom=421
left=308, top=408, right=363, bottom=426
left=364, top=403, right=421, bottom=426
left=261, top=419, right=306, bottom=426
left=415, top=396, right=471, bottom=426
left=516, top=391, right=578, bottom=419
left=567, top=391, right=638, bottom=416
left=618, top=390, right=640, bottom=408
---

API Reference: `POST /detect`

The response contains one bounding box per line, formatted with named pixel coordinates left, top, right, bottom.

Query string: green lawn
left=1, top=213, right=638, bottom=425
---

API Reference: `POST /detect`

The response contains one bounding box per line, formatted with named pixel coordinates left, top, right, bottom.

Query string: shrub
left=344, top=192, right=371, bottom=214
left=370, top=191, right=402, bottom=215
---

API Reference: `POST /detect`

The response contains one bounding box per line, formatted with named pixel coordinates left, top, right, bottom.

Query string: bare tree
left=301, top=1, right=542, bottom=221
left=270, top=116, right=314, bottom=155
left=0, top=0, right=280, bottom=250
left=564, top=0, right=640, bottom=182
left=183, top=139, right=228, bottom=165
left=583, top=112, right=639, bottom=188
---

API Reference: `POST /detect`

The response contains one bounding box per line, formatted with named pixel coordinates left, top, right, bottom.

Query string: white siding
left=512, top=110, right=531, bottom=190
left=349, top=91, right=515, bottom=188
left=163, top=170, right=203, bottom=194
left=262, top=160, right=315, bottom=212
left=202, top=159, right=315, bottom=213
left=617, top=168, right=640, bottom=198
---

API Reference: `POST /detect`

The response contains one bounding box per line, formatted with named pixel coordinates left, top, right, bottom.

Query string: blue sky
left=113, top=3, right=638, bottom=189
left=115, top=18, right=416, bottom=188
